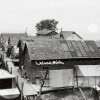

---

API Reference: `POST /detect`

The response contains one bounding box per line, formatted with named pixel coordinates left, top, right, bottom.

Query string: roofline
left=60, top=31, right=83, bottom=39
left=73, top=32, right=83, bottom=39
left=37, top=30, right=57, bottom=35
left=31, top=57, right=100, bottom=61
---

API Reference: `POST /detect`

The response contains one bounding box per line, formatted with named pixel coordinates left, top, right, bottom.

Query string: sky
left=0, top=0, right=100, bottom=40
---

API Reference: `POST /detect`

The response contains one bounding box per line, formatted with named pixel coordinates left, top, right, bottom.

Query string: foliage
left=36, top=19, right=58, bottom=31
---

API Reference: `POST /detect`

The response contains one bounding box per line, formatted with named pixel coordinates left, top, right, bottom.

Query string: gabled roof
left=36, top=30, right=58, bottom=36
left=17, top=36, right=36, bottom=50
left=1, top=33, right=28, bottom=37
left=77, top=65, right=100, bottom=76
left=54, top=31, right=82, bottom=39
left=24, top=39, right=100, bottom=60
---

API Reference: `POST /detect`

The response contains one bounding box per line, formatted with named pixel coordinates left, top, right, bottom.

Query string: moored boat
left=0, top=69, right=20, bottom=100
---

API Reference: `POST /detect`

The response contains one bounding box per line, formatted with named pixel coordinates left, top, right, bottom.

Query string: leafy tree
left=36, top=19, right=58, bottom=31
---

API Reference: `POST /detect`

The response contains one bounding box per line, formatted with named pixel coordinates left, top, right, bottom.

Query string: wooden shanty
left=22, top=39, right=100, bottom=88
left=36, top=30, right=58, bottom=38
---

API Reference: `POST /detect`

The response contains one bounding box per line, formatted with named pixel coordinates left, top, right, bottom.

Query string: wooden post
left=12, top=58, right=13, bottom=62
left=79, top=88, right=87, bottom=100
left=2, top=54, right=4, bottom=61
left=39, top=70, right=48, bottom=96
left=11, top=67, right=12, bottom=74
left=95, top=76, right=96, bottom=87
left=21, top=82, right=24, bottom=100
left=6, top=61, right=7, bottom=67
left=76, top=66, right=79, bottom=88
left=16, top=76, right=18, bottom=85
left=39, top=83, right=42, bottom=96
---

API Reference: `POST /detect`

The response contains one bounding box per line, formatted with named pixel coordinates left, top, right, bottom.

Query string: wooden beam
left=75, top=65, right=79, bottom=88
left=39, top=70, right=48, bottom=96
left=21, top=82, right=24, bottom=100
left=79, top=88, right=87, bottom=100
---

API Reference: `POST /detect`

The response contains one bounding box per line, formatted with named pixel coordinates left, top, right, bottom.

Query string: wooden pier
left=3, top=54, right=38, bottom=100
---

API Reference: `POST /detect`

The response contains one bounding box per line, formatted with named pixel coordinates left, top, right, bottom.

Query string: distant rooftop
left=54, top=31, right=82, bottom=39
left=1, top=33, right=28, bottom=43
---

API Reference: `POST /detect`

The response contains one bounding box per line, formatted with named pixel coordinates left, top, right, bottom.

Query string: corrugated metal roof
left=25, top=40, right=100, bottom=60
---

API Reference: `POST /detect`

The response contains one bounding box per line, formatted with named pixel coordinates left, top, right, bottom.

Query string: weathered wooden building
left=54, top=31, right=82, bottom=40
left=22, top=39, right=100, bottom=87
left=36, top=30, right=58, bottom=38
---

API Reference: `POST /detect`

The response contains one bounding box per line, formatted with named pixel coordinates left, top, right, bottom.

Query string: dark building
left=22, top=39, right=100, bottom=87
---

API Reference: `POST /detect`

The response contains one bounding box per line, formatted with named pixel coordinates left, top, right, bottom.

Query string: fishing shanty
left=19, top=39, right=100, bottom=88
left=0, top=31, right=100, bottom=100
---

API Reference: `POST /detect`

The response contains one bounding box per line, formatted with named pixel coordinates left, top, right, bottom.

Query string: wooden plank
left=66, top=41, right=78, bottom=57
left=79, top=88, right=87, bottom=100
left=66, top=41, right=75, bottom=52
left=81, top=41, right=93, bottom=57
left=85, top=41, right=97, bottom=57
left=71, top=41, right=82, bottom=57
left=7, top=62, right=37, bottom=96
left=60, top=41, right=72, bottom=58
left=89, top=41, right=100, bottom=57
left=76, top=41, right=88, bottom=57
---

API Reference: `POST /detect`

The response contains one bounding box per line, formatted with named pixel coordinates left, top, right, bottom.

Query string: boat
left=0, top=69, right=20, bottom=100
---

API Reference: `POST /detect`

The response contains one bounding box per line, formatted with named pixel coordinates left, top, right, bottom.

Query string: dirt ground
left=41, top=88, right=95, bottom=100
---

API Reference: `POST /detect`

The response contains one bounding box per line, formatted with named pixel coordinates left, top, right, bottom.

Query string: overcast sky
left=0, top=0, right=100, bottom=40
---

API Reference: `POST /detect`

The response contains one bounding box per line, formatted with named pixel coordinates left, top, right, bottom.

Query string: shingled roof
left=95, top=40, right=100, bottom=49
left=36, top=30, right=58, bottom=36
left=24, top=39, right=100, bottom=60
left=1, top=33, right=28, bottom=44
left=54, top=31, right=82, bottom=39
left=17, top=36, right=36, bottom=51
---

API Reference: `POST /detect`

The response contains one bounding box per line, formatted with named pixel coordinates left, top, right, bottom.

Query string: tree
left=36, top=19, right=58, bottom=31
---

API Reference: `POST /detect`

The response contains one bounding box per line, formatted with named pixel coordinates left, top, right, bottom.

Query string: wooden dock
left=3, top=54, right=38, bottom=99
left=7, top=61, right=38, bottom=96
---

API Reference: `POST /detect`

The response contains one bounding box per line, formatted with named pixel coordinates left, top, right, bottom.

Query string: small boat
left=0, top=69, right=20, bottom=100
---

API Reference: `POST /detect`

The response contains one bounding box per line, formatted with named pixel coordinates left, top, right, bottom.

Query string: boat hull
left=0, top=88, right=20, bottom=100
